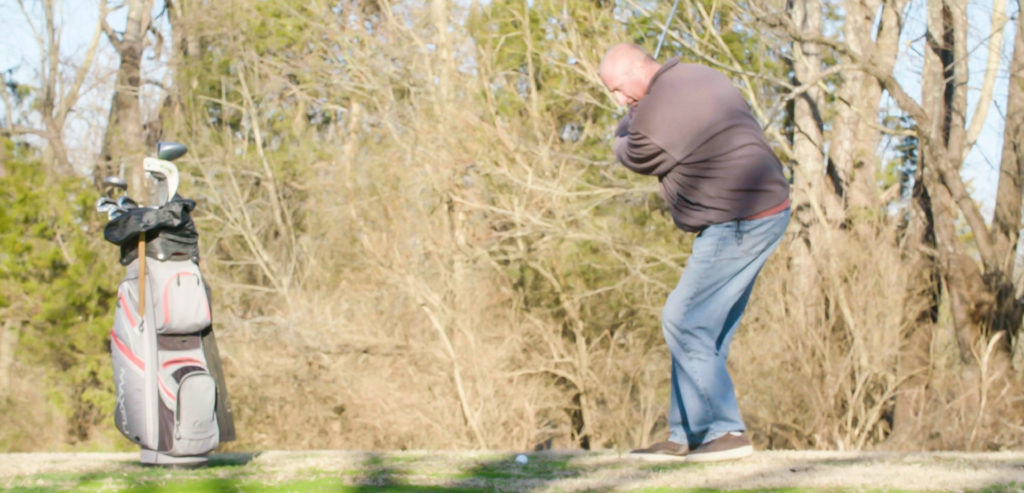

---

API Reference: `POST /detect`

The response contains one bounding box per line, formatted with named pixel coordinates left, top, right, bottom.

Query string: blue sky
left=0, top=0, right=1017, bottom=222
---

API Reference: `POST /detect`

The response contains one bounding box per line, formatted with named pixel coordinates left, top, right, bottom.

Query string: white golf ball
left=515, top=454, right=529, bottom=464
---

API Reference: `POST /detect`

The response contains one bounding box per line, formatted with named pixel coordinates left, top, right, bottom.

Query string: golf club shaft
left=654, top=0, right=681, bottom=59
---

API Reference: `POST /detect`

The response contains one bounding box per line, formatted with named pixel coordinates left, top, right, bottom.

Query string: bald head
left=599, top=43, right=661, bottom=107
left=599, top=44, right=653, bottom=79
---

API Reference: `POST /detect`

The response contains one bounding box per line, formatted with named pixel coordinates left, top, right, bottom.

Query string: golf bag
left=104, top=194, right=235, bottom=467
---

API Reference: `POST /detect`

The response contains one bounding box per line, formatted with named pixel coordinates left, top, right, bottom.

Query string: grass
left=1, top=452, right=1023, bottom=492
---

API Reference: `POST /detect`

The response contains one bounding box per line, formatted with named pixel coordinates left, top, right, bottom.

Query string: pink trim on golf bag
left=111, top=330, right=144, bottom=371
left=159, top=377, right=176, bottom=402
left=162, top=357, right=205, bottom=369
left=119, top=294, right=137, bottom=327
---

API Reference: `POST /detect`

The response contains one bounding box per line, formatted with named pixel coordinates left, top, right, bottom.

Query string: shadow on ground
left=343, top=451, right=703, bottom=492
left=22, top=453, right=262, bottom=493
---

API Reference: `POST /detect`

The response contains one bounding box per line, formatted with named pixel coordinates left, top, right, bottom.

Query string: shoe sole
left=684, top=445, right=753, bottom=463
left=627, top=452, right=689, bottom=462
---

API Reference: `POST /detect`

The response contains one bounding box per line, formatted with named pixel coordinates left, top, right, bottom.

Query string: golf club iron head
left=117, top=196, right=138, bottom=209
left=103, top=176, right=128, bottom=191
left=102, top=176, right=129, bottom=199
left=96, top=197, right=117, bottom=209
left=95, top=197, right=126, bottom=220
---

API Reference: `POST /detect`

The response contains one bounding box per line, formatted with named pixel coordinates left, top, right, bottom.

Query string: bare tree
left=737, top=0, right=1023, bottom=446
left=867, top=0, right=1019, bottom=357
left=824, top=0, right=1024, bottom=444
left=0, top=0, right=108, bottom=172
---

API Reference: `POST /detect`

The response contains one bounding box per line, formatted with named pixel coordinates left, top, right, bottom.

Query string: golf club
left=117, top=195, right=138, bottom=210
left=654, top=0, right=681, bottom=59
left=157, top=141, right=188, bottom=162
left=143, top=158, right=179, bottom=206
left=96, top=198, right=119, bottom=219
left=102, top=176, right=128, bottom=198
left=143, top=141, right=185, bottom=206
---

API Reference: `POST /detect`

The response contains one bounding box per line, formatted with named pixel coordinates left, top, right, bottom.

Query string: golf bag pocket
left=157, top=345, right=220, bottom=456
left=147, top=259, right=211, bottom=334
left=115, top=273, right=142, bottom=332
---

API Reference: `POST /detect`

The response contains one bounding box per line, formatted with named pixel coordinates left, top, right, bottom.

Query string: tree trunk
left=167, top=0, right=201, bottom=61
left=38, top=0, right=71, bottom=172
left=927, top=0, right=994, bottom=362
left=786, top=0, right=830, bottom=342
left=892, top=0, right=966, bottom=440
left=830, top=0, right=909, bottom=212
left=100, top=0, right=154, bottom=201
left=988, top=1, right=1024, bottom=343
left=829, top=0, right=873, bottom=212
left=789, top=0, right=826, bottom=191
left=892, top=164, right=938, bottom=445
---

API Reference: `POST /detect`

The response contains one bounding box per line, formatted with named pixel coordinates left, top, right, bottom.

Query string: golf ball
left=515, top=454, right=528, bottom=464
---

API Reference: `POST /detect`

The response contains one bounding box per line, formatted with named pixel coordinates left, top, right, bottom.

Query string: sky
left=0, top=0, right=1018, bottom=221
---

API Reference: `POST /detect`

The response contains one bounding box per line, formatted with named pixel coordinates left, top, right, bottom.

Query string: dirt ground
left=1, top=449, right=1023, bottom=491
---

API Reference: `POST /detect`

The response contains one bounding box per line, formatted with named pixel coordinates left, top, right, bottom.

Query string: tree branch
left=43, top=0, right=59, bottom=111
left=101, top=16, right=123, bottom=51
left=57, top=0, right=109, bottom=121
left=15, top=0, right=46, bottom=57
left=863, top=61, right=934, bottom=145
left=962, top=0, right=1008, bottom=160
left=0, top=125, right=51, bottom=138
left=936, top=158, right=996, bottom=265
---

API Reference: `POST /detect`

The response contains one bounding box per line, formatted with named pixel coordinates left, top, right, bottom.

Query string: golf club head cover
left=104, top=195, right=200, bottom=265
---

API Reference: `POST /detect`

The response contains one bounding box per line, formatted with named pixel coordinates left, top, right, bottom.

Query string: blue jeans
left=662, top=209, right=789, bottom=447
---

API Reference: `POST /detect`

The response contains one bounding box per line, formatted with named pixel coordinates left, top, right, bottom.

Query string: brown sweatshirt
left=613, top=59, right=789, bottom=232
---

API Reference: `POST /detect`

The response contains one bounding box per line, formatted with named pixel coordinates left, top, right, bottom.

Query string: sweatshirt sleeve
left=613, top=108, right=675, bottom=176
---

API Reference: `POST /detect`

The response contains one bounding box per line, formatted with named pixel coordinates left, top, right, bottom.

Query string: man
left=599, top=43, right=790, bottom=462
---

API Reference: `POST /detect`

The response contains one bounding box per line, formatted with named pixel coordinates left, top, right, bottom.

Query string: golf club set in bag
left=97, top=142, right=234, bottom=467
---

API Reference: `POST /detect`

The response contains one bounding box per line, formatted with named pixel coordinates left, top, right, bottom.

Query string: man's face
left=601, top=61, right=644, bottom=108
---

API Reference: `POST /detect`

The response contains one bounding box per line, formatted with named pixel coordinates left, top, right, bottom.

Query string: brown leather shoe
left=685, top=431, right=753, bottom=462
left=629, top=440, right=689, bottom=461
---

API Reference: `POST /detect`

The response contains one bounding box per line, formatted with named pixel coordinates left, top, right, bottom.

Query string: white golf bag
left=110, top=257, right=221, bottom=464
left=102, top=143, right=234, bottom=467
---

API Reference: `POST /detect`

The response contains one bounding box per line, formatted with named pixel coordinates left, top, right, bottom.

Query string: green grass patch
left=967, top=484, right=1024, bottom=493
left=451, top=455, right=579, bottom=480
left=637, top=461, right=705, bottom=473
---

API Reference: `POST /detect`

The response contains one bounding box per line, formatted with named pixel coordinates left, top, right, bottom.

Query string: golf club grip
left=137, top=235, right=146, bottom=321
